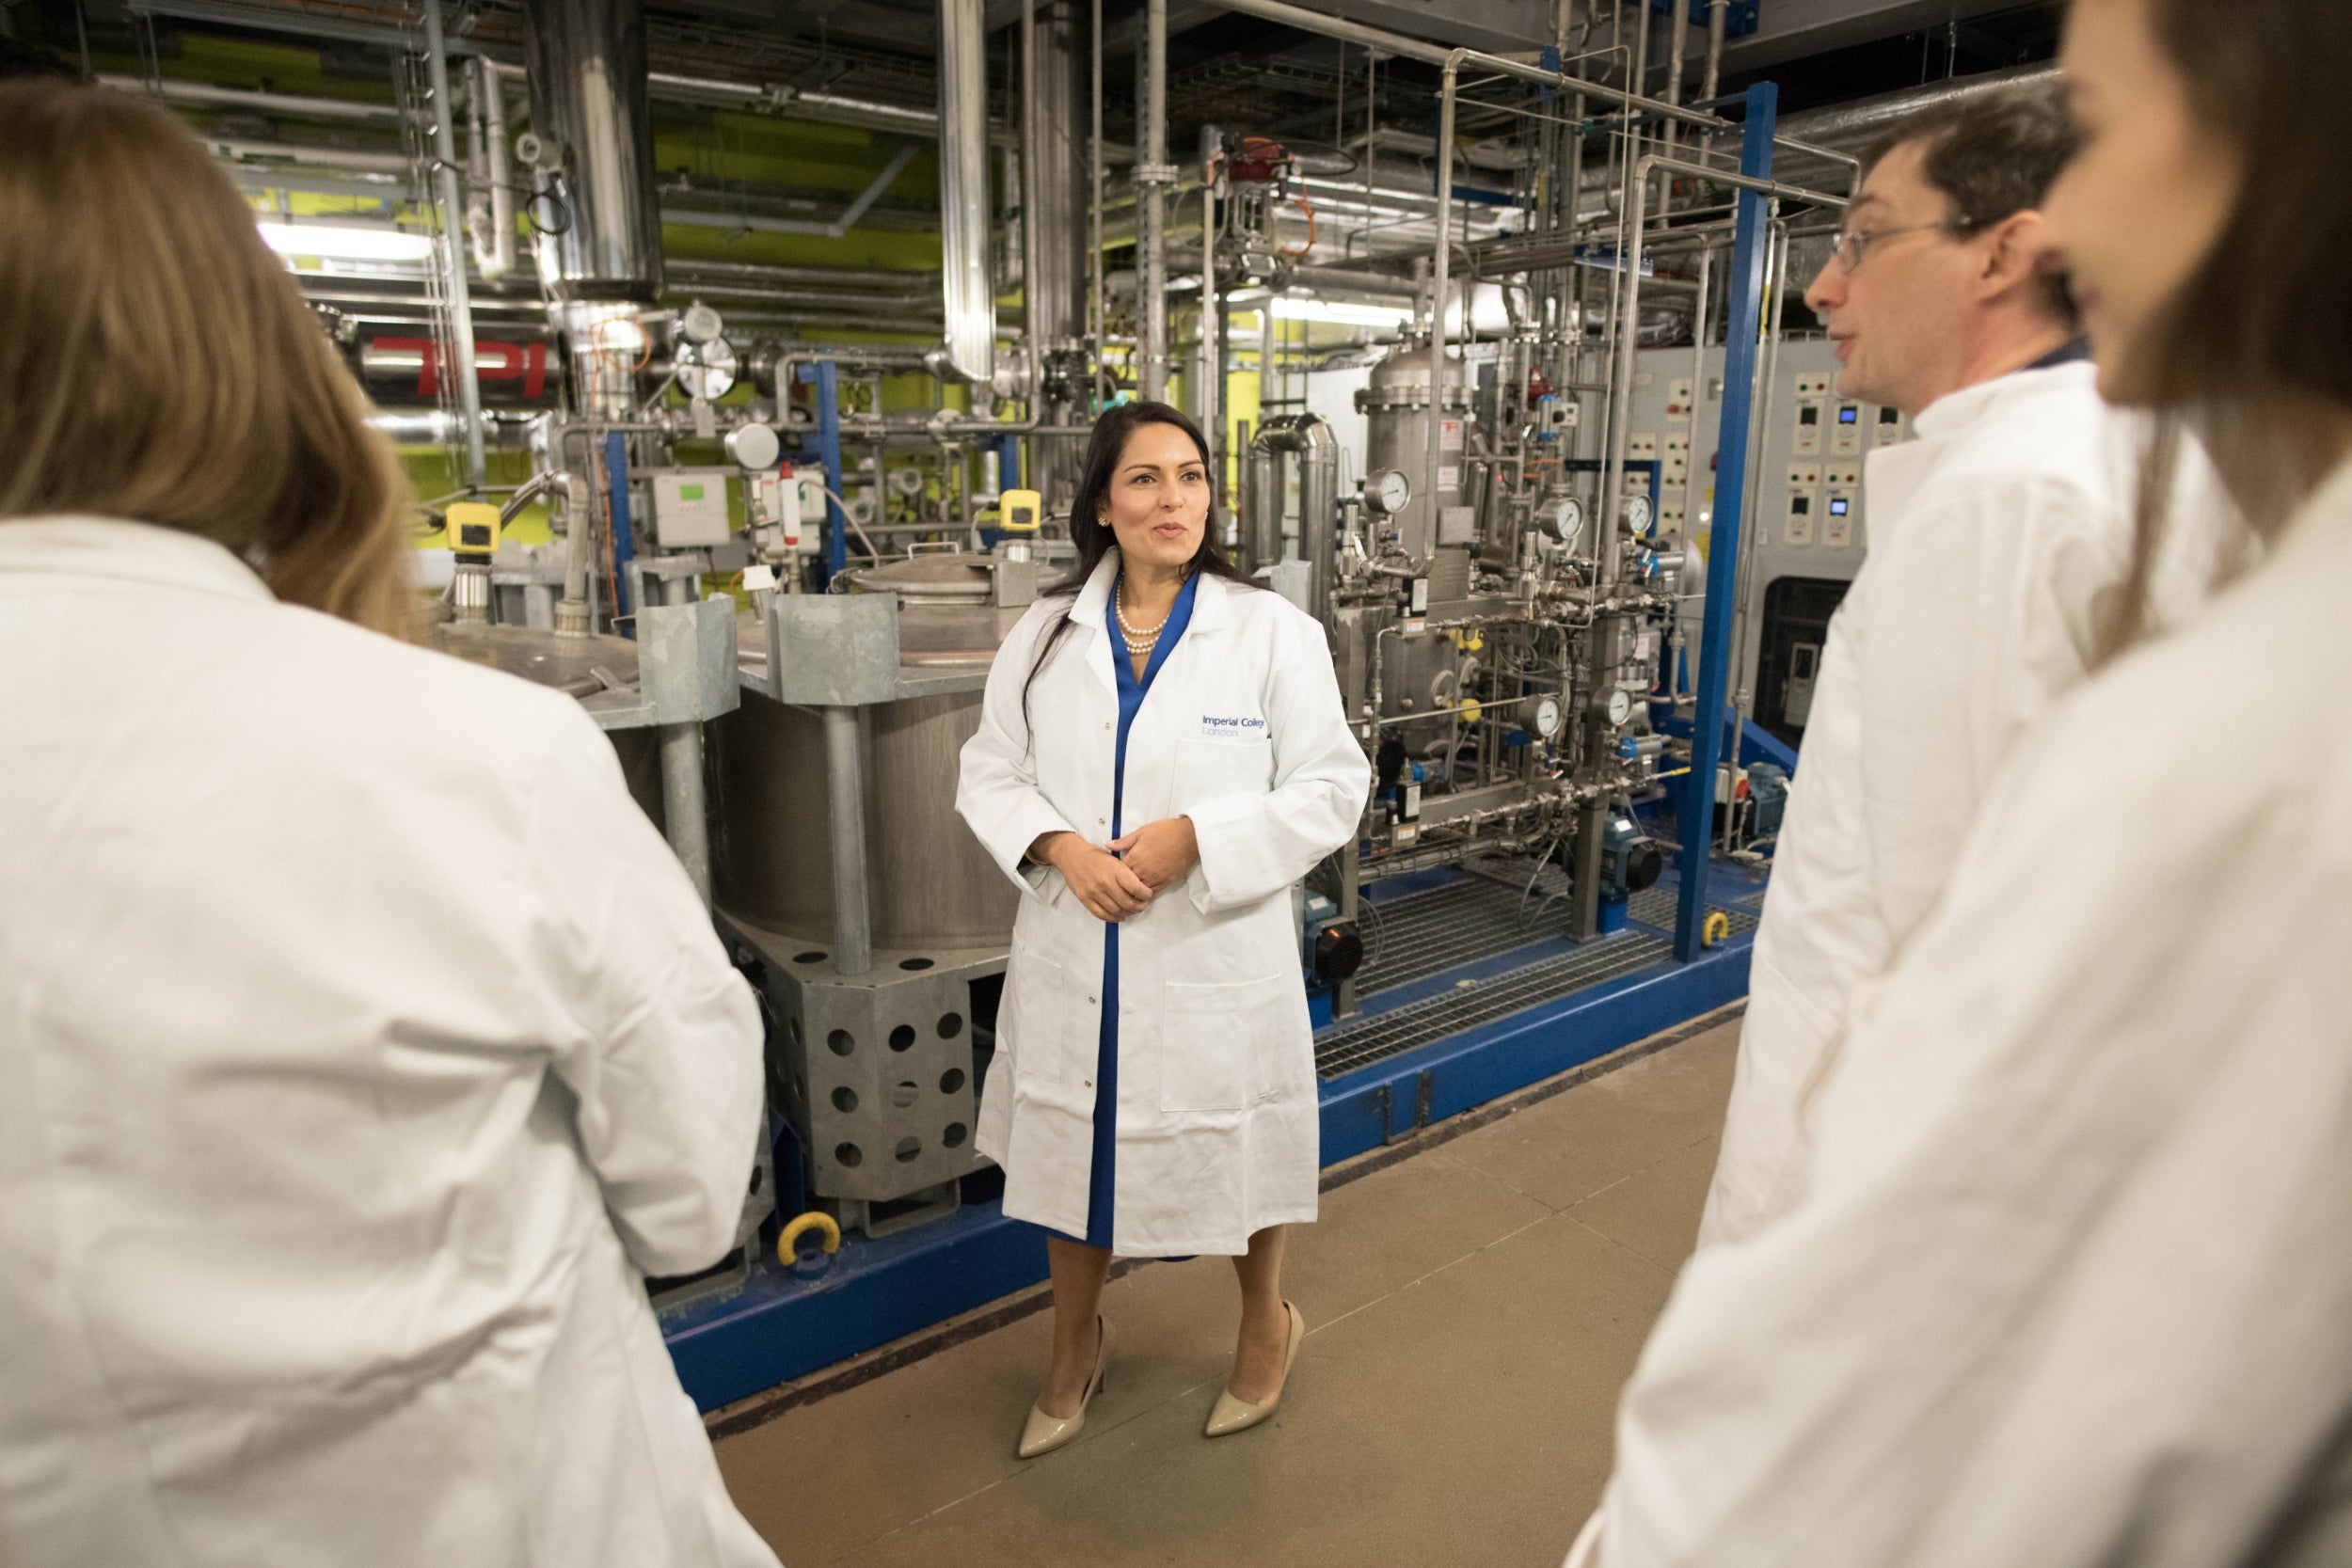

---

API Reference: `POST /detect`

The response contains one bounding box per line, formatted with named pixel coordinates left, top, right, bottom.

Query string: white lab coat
left=1702, top=361, right=2194, bottom=1244
left=0, top=519, right=778, bottom=1568
left=955, top=552, right=1370, bottom=1257
left=1579, top=453, right=2352, bottom=1566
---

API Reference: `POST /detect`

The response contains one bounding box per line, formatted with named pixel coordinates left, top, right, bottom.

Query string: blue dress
left=1062, top=568, right=1200, bottom=1250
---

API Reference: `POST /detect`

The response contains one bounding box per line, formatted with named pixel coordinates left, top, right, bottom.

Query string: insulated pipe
left=422, top=1, right=488, bottom=491
left=656, top=573, right=713, bottom=902
left=936, top=0, right=995, bottom=385
left=1137, top=0, right=1170, bottom=401
left=522, top=0, right=662, bottom=302
left=822, top=705, right=874, bottom=977
left=1198, top=121, right=1221, bottom=473
left=1246, top=414, right=1338, bottom=616
left=1699, top=0, right=1728, bottom=103
left=465, top=55, right=516, bottom=282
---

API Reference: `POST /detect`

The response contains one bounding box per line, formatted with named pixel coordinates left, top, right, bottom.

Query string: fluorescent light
left=1270, top=296, right=1415, bottom=329
left=256, top=221, right=437, bottom=262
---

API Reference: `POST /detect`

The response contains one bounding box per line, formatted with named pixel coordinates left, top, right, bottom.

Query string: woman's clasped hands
left=1033, top=818, right=1200, bottom=922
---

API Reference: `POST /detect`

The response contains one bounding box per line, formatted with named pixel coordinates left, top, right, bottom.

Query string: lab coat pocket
left=1159, top=973, right=1294, bottom=1113
left=1006, top=950, right=1098, bottom=1090
left=1171, top=737, right=1275, bottom=816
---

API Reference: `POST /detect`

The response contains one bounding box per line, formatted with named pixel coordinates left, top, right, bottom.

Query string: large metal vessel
left=1355, top=343, right=1474, bottom=555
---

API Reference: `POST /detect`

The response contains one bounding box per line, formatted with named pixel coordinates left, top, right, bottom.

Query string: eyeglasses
left=1829, top=221, right=1972, bottom=272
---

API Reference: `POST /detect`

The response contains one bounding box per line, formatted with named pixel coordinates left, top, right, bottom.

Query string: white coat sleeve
left=1596, top=657, right=2352, bottom=1568
left=1857, top=473, right=2124, bottom=941
left=525, top=705, right=767, bottom=1280
left=1186, top=607, right=1372, bottom=912
left=956, top=605, right=1084, bottom=897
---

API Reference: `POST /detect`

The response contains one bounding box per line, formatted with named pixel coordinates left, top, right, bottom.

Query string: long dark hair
left=2097, top=0, right=2352, bottom=659
left=1020, top=401, right=1250, bottom=716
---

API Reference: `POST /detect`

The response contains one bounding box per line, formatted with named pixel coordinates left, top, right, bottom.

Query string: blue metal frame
left=796, top=361, right=850, bottom=586
left=602, top=431, right=636, bottom=632
left=1675, top=83, right=1776, bottom=963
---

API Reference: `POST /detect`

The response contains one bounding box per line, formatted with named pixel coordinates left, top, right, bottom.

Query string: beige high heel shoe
left=1204, top=1300, right=1304, bottom=1438
left=1017, top=1316, right=1114, bottom=1460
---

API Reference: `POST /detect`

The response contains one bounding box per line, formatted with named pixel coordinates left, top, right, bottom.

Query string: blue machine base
left=660, top=875, right=1756, bottom=1414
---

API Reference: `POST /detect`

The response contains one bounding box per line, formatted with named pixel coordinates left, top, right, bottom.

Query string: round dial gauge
left=1533, top=695, right=1565, bottom=739
left=1542, top=495, right=1584, bottom=546
left=1621, top=494, right=1654, bottom=537
left=677, top=337, right=737, bottom=401
left=1366, top=468, right=1412, bottom=516
left=680, top=302, right=725, bottom=344
left=1606, top=688, right=1634, bottom=726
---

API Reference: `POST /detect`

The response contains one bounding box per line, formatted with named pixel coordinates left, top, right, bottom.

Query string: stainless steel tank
left=1355, top=343, right=1473, bottom=556
left=711, top=553, right=1021, bottom=950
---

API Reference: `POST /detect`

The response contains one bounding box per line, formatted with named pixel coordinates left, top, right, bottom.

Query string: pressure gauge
left=1533, top=694, right=1565, bottom=739
left=676, top=337, right=737, bottom=401
left=1366, top=468, right=1412, bottom=516
left=1540, top=495, right=1584, bottom=546
left=1621, top=494, right=1654, bottom=537
left=680, top=301, right=725, bottom=344
left=888, top=466, right=926, bottom=498
left=1606, top=688, right=1634, bottom=726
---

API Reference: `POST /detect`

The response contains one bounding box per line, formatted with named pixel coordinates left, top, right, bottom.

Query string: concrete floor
left=711, top=1007, right=1742, bottom=1568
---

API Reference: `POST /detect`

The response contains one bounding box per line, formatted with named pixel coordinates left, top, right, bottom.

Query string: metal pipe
left=97, top=72, right=404, bottom=123
left=523, top=0, right=663, bottom=302
left=1425, top=54, right=1460, bottom=562
left=1199, top=0, right=1734, bottom=135
left=465, top=55, right=516, bottom=282
left=656, top=573, right=713, bottom=901
left=1091, top=0, right=1105, bottom=402
left=422, top=1, right=488, bottom=491
left=1699, top=0, right=1728, bottom=103
left=822, top=705, right=874, bottom=977
left=1138, top=0, right=1170, bottom=401
left=936, top=0, right=996, bottom=386
left=1198, top=122, right=1221, bottom=466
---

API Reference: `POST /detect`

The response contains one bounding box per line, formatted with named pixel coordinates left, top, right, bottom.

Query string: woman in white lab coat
left=957, top=402, right=1369, bottom=1457
left=1567, top=0, right=2352, bottom=1562
left=0, top=84, right=777, bottom=1568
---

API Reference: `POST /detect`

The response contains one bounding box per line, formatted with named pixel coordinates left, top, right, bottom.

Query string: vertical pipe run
left=823, top=705, right=875, bottom=978
left=1090, top=0, right=1104, bottom=400
left=936, top=0, right=996, bottom=385
left=421, top=1, right=487, bottom=491
left=465, top=54, right=516, bottom=282
left=1700, top=0, right=1728, bottom=103
left=1425, top=54, right=1461, bottom=544
left=1675, top=83, right=1777, bottom=962
left=1197, top=123, right=1221, bottom=466
left=656, top=572, right=713, bottom=903
left=1139, top=0, right=1170, bottom=401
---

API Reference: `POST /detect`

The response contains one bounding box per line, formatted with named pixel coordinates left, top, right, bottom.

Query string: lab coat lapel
left=1072, top=550, right=1120, bottom=699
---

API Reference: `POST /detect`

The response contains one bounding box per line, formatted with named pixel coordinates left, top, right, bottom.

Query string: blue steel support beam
left=797, top=361, right=850, bottom=587
left=1676, top=82, right=1776, bottom=963
left=602, top=431, right=636, bottom=633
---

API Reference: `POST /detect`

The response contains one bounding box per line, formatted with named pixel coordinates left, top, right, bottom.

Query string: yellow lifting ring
left=777, top=1211, right=843, bottom=1267
left=1701, top=911, right=1732, bottom=948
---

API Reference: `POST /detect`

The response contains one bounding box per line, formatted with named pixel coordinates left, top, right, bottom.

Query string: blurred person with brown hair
left=0, top=80, right=778, bottom=1568
left=1568, top=0, right=2352, bottom=1561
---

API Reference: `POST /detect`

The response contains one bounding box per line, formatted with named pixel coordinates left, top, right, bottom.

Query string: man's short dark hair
left=1861, top=82, right=2080, bottom=325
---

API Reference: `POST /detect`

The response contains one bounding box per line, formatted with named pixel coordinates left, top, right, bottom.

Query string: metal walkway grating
left=1315, top=933, right=1672, bottom=1079
left=1354, top=868, right=1564, bottom=997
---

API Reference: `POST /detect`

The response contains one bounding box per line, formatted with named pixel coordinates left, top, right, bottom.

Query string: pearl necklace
left=1115, top=577, right=1175, bottom=657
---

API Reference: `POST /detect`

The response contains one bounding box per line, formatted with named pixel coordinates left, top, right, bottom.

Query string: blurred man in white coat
left=1698, top=83, right=2204, bottom=1243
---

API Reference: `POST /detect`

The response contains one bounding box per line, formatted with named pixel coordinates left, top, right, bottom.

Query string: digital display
left=1790, top=496, right=1810, bottom=515
left=1799, top=405, right=1820, bottom=425
left=1879, top=406, right=1901, bottom=424
left=1828, top=498, right=1851, bottom=515
left=681, top=483, right=707, bottom=501
left=1837, top=405, right=1859, bottom=424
